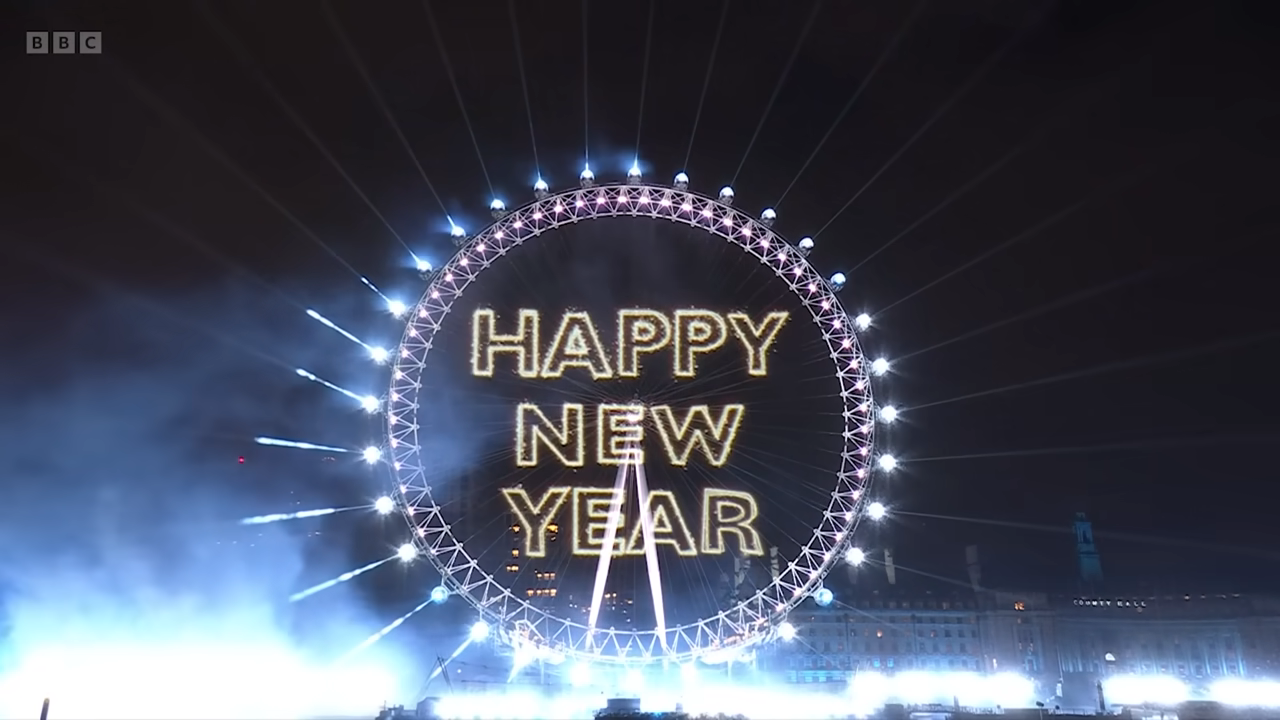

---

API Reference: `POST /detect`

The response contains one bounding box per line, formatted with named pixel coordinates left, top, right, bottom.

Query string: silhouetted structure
left=1074, top=513, right=1104, bottom=588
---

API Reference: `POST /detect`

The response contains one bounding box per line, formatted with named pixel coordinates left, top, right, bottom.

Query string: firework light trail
left=305, top=308, right=388, bottom=362
left=358, top=275, right=389, bottom=302
left=289, top=554, right=400, bottom=603
left=253, top=436, right=350, bottom=453
left=426, top=623, right=492, bottom=683
left=238, top=506, right=360, bottom=525
left=294, top=367, right=379, bottom=412
left=339, top=598, right=436, bottom=663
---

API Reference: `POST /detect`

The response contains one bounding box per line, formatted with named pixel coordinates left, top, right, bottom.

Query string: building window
left=506, top=564, right=519, bottom=572
left=1014, top=602, right=1026, bottom=611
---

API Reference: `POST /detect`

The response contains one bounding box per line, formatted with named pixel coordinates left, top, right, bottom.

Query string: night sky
left=2, top=0, right=1279, bottom=675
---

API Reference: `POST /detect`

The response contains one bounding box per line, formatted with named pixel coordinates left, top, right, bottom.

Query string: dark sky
left=1, top=0, right=1278, bottom=664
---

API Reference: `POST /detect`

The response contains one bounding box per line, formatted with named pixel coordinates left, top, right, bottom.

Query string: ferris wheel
left=385, top=166, right=898, bottom=668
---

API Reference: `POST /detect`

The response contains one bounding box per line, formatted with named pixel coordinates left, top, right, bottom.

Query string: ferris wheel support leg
left=586, top=460, right=631, bottom=646
left=633, top=458, right=669, bottom=651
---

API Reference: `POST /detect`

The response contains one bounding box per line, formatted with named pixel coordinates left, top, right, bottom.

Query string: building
left=504, top=500, right=564, bottom=606
left=975, top=589, right=1056, bottom=678
left=764, top=519, right=1280, bottom=696
left=1051, top=592, right=1280, bottom=680
left=765, top=587, right=986, bottom=685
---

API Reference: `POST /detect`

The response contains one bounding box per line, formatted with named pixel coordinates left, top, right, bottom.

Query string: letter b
left=53, top=32, right=76, bottom=54
left=27, top=33, right=48, bottom=54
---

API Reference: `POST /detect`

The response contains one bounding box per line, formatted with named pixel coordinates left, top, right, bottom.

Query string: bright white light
left=369, top=346, right=389, bottom=363
left=361, top=395, right=380, bottom=413
left=845, top=547, right=866, bottom=565
left=1105, top=675, right=1189, bottom=706
left=777, top=621, right=797, bottom=641
left=814, top=587, right=834, bottom=607
left=362, top=446, right=382, bottom=464
left=846, top=671, right=1035, bottom=710
left=568, top=662, right=591, bottom=687
left=674, top=172, right=689, bottom=186
left=430, top=585, right=449, bottom=603
left=449, top=223, right=465, bottom=238
left=374, top=496, right=394, bottom=514
left=878, top=405, right=898, bottom=423
left=761, top=208, right=776, bottom=221
left=386, top=299, right=406, bottom=316
left=830, top=272, right=847, bottom=286
left=718, top=186, right=735, bottom=201
left=1211, top=678, right=1280, bottom=707
left=622, top=668, right=644, bottom=692
left=490, top=199, right=506, bottom=211
left=680, top=663, right=698, bottom=682
left=397, top=543, right=417, bottom=562
left=799, top=236, right=814, bottom=251
left=855, top=312, right=872, bottom=331
left=580, top=165, right=594, bottom=181
left=871, top=357, right=890, bottom=376
left=469, top=620, right=490, bottom=641
left=533, top=177, right=549, bottom=192
left=416, top=258, right=432, bottom=272
left=628, top=164, right=641, bottom=178
left=0, top=640, right=398, bottom=719
left=1103, top=652, right=1116, bottom=662
left=878, top=454, right=897, bottom=472
left=867, top=501, right=887, bottom=520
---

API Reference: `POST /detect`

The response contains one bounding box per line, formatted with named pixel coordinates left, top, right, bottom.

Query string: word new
left=472, top=308, right=790, bottom=379
left=503, top=486, right=763, bottom=558
left=517, top=403, right=743, bottom=467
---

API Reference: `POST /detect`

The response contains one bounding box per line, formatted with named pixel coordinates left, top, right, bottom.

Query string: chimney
left=965, top=545, right=982, bottom=591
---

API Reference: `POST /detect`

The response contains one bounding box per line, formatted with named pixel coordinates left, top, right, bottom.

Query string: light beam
left=238, top=506, right=362, bottom=525
left=289, top=555, right=397, bottom=602
left=338, top=597, right=434, bottom=663
left=295, top=368, right=379, bottom=413
left=253, top=436, right=350, bottom=454
left=305, top=308, right=388, bottom=362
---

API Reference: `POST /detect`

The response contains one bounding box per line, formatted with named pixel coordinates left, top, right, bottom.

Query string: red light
left=238, top=456, right=245, bottom=464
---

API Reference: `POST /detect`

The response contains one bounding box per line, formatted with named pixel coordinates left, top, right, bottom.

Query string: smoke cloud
left=0, top=280, right=423, bottom=719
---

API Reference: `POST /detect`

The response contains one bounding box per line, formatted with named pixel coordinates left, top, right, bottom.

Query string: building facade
left=765, top=518, right=1280, bottom=691
left=1051, top=592, right=1280, bottom=681
left=765, top=587, right=1280, bottom=691
left=762, top=589, right=987, bottom=685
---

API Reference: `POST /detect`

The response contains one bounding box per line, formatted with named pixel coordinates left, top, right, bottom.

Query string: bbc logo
left=27, top=32, right=101, bottom=55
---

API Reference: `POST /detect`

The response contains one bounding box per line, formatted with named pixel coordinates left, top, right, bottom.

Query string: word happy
left=472, top=308, right=789, bottom=467
left=502, top=486, right=763, bottom=558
